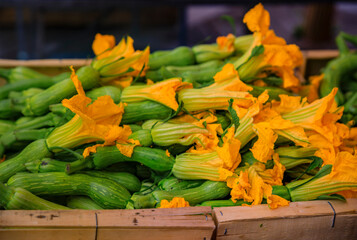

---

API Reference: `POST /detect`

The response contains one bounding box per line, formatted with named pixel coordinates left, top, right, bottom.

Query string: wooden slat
left=213, top=199, right=357, bottom=240
left=96, top=207, right=215, bottom=240
left=0, top=59, right=90, bottom=68
left=0, top=207, right=215, bottom=240
left=0, top=210, right=96, bottom=240
left=302, top=50, right=339, bottom=60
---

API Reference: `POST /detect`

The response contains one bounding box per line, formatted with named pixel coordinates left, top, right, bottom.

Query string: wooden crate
left=213, top=199, right=357, bottom=240
left=0, top=207, right=215, bottom=240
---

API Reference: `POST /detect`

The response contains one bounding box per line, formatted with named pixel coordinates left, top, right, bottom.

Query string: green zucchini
left=128, top=129, right=153, bottom=147
left=93, top=146, right=175, bottom=172
left=0, top=72, right=70, bottom=100
left=0, top=66, right=47, bottom=83
left=199, top=199, right=249, bottom=207
left=22, top=66, right=100, bottom=116
left=66, top=196, right=103, bottom=210
left=8, top=172, right=131, bottom=209
left=158, top=176, right=204, bottom=191
left=0, top=182, right=69, bottom=210
left=81, top=171, right=141, bottom=193
left=121, top=101, right=172, bottom=124
left=149, top=46, right=196, bottom=70
left=132, top=180, right=230, bottom=208
left=0, top=139, right=51, bottom=183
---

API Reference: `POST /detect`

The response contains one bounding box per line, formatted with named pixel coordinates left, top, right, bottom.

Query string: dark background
left=0, top=0, right=356, bottom=59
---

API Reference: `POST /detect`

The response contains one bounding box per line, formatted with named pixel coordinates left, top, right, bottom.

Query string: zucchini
left=67, top=196, right=103, bottom=210
left=81, top=171, right=141, bottom=193
left=132, top=180, right=230, bottom=208
left=8, top=172, right=131, bottom=209
left=128, top=129, right=153, bottom=147
left=0, top=182, right=69, bottom=210
left=0, top=139, right=51, bottom=183
left=158, top=176, right=204, bottom=191
left=22, top=66, right=100, bottom=116
left=149, top=46, right=196, bottom=70
left=121, top=101, right=172, bottom=124
left=93, top=146, right=175, bottom=172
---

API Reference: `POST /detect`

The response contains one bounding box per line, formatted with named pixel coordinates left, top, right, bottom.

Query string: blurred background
left=0, top=0, right=356, bottom=60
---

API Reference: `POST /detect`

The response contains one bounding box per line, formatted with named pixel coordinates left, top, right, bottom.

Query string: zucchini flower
left=91, top=35, right=150, bottom=85
left=234, top=90, right=269, bottom=147
left=227, top=153, right=289, bottom=209
left=193, top=33, right=235, bottom=63
left=248, top=88, right=344, bottom=164
left=121, top=78, right=191, bottom=111
left=286, top=151, right=357, bottom=201
left=159, top=197, right=190, bottom=208
left=233, top=3, right=303, bottom=89
left=92, top=33, right=116, bottom=60
left=142, top=111, right=220, bottom=151
left=46, top=67, right=139, bottom=158
left=178, top=63, right=253, bottom=112
left=172, top=127, right=241, bottom=181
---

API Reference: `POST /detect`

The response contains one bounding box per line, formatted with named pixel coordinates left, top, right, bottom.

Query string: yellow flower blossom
left=193, top=34, right=236, bottom=63
left=217, top=33, right=236, bottom=52
left=121, top=78, right=190, bottom=111
left=173, top=128, right=240, bottom=181
left=236, top=3, right=303, bottom=89
left=46, top=67, right=138, bottom=158
left=288, top=151, right=357, bottom=201
left=250, top=122, right=278, bottom=163
left=144, top=111, right=221, bottom=151
left=159, top=197, right=190, bottom=208
left=267, top=194, right=290, bottom=209
left=178, top=63, right=253, bottom=112
left=228, top=154, right=286, bottom=206
left=243, top=3, right=270, bottom=35
left=92, top=36, right=150, bottom=83
left=92, top=33, right=116, bottom=59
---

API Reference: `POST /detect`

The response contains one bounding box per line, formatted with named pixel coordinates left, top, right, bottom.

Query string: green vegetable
left=132, top=180, right=230, bottom=208
left=86, top=86, right=122, bottom=103
left=66, top=196, right=103, bottom=210
left=8, top=172, right=131, bottom=209
left=199, top=199, right=248, bottom=207
left=92, top=146, right=175, bottom=172
left=0, top=182, right=70, bottom=210
left=82, top=171, right=141, bottom=192
left=149, top=46, right=196, bottom=70
left=128, top=129, right=153, bottom=147
left=0, top=66, right=47, bottom=83
left=0, top=139, right=51, bottom=183
left=22, top=66, right=100, bottom=116
left=158, top=176, right=204, bottom=191
left=0, top=72, right=70, bottom=100
left=25, top=157, right=93, bottom=174
left=121, top=101, right=172, bottom=124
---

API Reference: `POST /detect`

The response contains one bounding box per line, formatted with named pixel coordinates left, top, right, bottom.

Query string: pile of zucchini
left=0, top=7, right=356, bottom=210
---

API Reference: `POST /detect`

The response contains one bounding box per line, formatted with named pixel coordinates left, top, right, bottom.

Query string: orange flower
left=217, top=33, right=236, bottom=52
left=46, top=66, right=138, bottom=158
left=92, top=33, right=116, bottom=59
left=178, top=63, right=253, bottom=112
left=228, top=154, right=286, bottom=207
left=92, top=36, right=150, bottom=83
left=121, top=78, right=191, bottom=111
left=159, top=197, right=190, bottom=208
left=243, top=3, right=270, bottom=35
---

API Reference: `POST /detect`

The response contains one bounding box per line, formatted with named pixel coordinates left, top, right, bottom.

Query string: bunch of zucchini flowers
left=0, top=3, right=356, bottom=211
